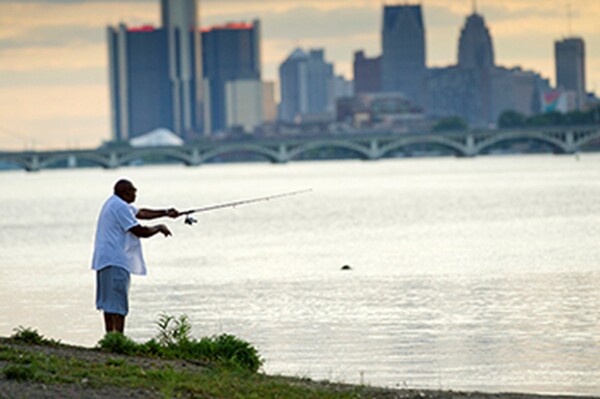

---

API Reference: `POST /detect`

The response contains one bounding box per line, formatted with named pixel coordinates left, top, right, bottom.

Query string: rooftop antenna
left=473, top=0, right=478, bottom=14
left=567, top=1, right=573, bottom=37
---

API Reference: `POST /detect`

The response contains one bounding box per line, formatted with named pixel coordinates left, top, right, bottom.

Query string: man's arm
left=129, top=224, right=172, bottom=238
left=136, top=208, right=180, bottom=220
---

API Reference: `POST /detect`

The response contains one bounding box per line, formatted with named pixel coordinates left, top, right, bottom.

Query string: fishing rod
left=180, top=189, right=312, bottom=225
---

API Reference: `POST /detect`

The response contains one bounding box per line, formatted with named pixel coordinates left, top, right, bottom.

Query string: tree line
left=498, top=106, right=600, bottom=129
left=431, top=105, right=600, bottom=132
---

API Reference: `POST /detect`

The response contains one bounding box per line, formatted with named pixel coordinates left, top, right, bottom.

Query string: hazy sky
left=0, top=0, right=599, bottom=150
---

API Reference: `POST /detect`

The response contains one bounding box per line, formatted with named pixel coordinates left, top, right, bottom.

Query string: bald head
left=114, top=179, right=137, bottom=203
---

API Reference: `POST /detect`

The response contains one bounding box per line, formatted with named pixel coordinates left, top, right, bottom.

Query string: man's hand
left=166, top=208, right=180, bottom=218
left=157, top=224, right=172, bottom=237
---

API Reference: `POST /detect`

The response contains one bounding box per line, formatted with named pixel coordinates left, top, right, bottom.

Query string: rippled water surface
left=1, top=155, right=599, bottom=395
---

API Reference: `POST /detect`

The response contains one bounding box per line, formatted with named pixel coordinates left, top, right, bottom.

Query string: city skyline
left=1, top=0, right=599, bottom=150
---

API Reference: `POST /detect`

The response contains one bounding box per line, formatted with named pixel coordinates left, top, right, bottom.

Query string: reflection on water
left=129, top=272, right=600, bottom=395
left=1, top=155, right=600, bottom=395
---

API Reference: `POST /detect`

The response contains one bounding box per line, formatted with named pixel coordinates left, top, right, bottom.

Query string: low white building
left=129, top=128, right=184, bottom=147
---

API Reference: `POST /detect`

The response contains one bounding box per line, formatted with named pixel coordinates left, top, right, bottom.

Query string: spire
left=472, top=0, right=478, bottom=14
left=567, top=1, right=573, bottom=36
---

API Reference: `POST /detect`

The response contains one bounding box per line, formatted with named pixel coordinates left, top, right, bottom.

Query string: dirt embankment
left=0, top=339, right=596, bottom=399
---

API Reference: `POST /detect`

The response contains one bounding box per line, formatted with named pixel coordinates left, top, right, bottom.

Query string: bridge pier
left=25, top=155, right=41, bottom=172
left=463, top=135, right=477, bottom=157
left=187, top=148, right=202, bottom=166
left=105, top=152, right=120, bottom=169
left=276, top=144, right=289, bottom=163
left=367, top=139, right=381, bottom=160
left=563, top=131, right=578, bottom=154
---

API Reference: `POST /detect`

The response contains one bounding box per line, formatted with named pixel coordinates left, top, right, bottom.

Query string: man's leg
left=103, top=312, right=114, bottom=333
left=98, top=267, right=130, bottom=334
left=114, top=314, right=125, bottom=333
left=103, top=313, right=125, bottom=333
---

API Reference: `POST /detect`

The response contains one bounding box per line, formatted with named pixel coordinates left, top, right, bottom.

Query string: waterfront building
left=202, top=21, right=261, bottom=134
left=426, top=10, right=494, bottom=127
left=107, top=0, right=203, bottom=141
left=555, top=37, right=586, bottom=110
left=279, top=48, right=335, bottom=123
left=336, top=92, right=426, bottom=131
left=381, top=4, right=426, bottom=107
left=262, top=81, right=277, bottom=122
left=353, top=51, right=381, bottom=94
left=225, top=79, right=263, bottom=133
left=492, top=67, right=551, bottom=120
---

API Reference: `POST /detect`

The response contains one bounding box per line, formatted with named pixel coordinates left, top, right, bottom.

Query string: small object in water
left=184, top=215, right=198, bottom=225
left=341, top=265, right=352, bottom=271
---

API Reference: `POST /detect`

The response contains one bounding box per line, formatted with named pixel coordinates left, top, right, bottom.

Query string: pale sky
left=0, top=0, right=599, bottom=150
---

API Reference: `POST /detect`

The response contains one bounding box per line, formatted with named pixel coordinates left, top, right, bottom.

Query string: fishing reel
left=184, top=215, right=197, bottom=225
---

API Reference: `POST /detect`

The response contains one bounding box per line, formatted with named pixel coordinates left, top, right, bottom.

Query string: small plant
left=156, top=313, right=192, bottom=346
left=10, top=326, right=60, bottom=346
left=206, top=334, right=263, bottom=373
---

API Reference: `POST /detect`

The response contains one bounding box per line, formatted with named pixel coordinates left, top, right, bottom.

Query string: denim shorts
left=96, top=266, right=131, bottom=316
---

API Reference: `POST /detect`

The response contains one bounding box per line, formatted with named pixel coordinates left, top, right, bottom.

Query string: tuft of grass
left=10, top=326, right=61, bottom=346
left=2, top=364, right=36, bottom=381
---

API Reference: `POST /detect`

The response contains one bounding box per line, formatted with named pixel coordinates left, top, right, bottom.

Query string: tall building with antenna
left=555, top=37, right=586, bottom=110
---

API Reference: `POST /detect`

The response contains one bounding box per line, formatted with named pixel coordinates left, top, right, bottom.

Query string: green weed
left=10, top=326, right=60, bottom=346
left=2, top=364, right=36, bottom=381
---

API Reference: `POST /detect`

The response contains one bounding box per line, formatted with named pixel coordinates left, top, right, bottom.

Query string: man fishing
left=91, top=179, right=180, bottom=334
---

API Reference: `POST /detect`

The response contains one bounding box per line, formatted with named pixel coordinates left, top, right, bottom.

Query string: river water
left=0, top=154, right=599, bottom=395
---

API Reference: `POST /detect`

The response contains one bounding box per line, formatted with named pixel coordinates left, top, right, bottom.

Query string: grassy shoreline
left=0, top=336, right=597, bottom=399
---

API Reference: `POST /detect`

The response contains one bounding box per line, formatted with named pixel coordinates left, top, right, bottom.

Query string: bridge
left=1, top=125, right=599, bottom=172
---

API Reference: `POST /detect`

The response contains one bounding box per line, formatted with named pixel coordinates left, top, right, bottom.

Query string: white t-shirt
left=91, top=194, right=147, bottom=275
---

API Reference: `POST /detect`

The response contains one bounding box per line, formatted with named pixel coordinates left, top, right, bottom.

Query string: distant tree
left=498, top=105, right=600, bottom=130
left=563, top=110, right=589, bottom=125
left=526, top=111, right=564, bottom=127
left=432, top=116, right=468, bottom=132
left=498, top=110, right=526, bottom=128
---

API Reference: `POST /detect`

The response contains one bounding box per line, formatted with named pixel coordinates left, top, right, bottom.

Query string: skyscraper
left=555, top=37, right=586, bottom=110
left=161, top=0, right=203, bottom=137
left=107, top=0, right=203, bottom=141
left=202, top=21, right=261, bottom=133
left=457, top=11, right=494, bottom=124
left=279, top=48, right=334, bottom=123
left=458, top=13, right=495, bottom=70
left=381, top=4, right=426, bottom=108
left=107, top=25, right=173, bottom=140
